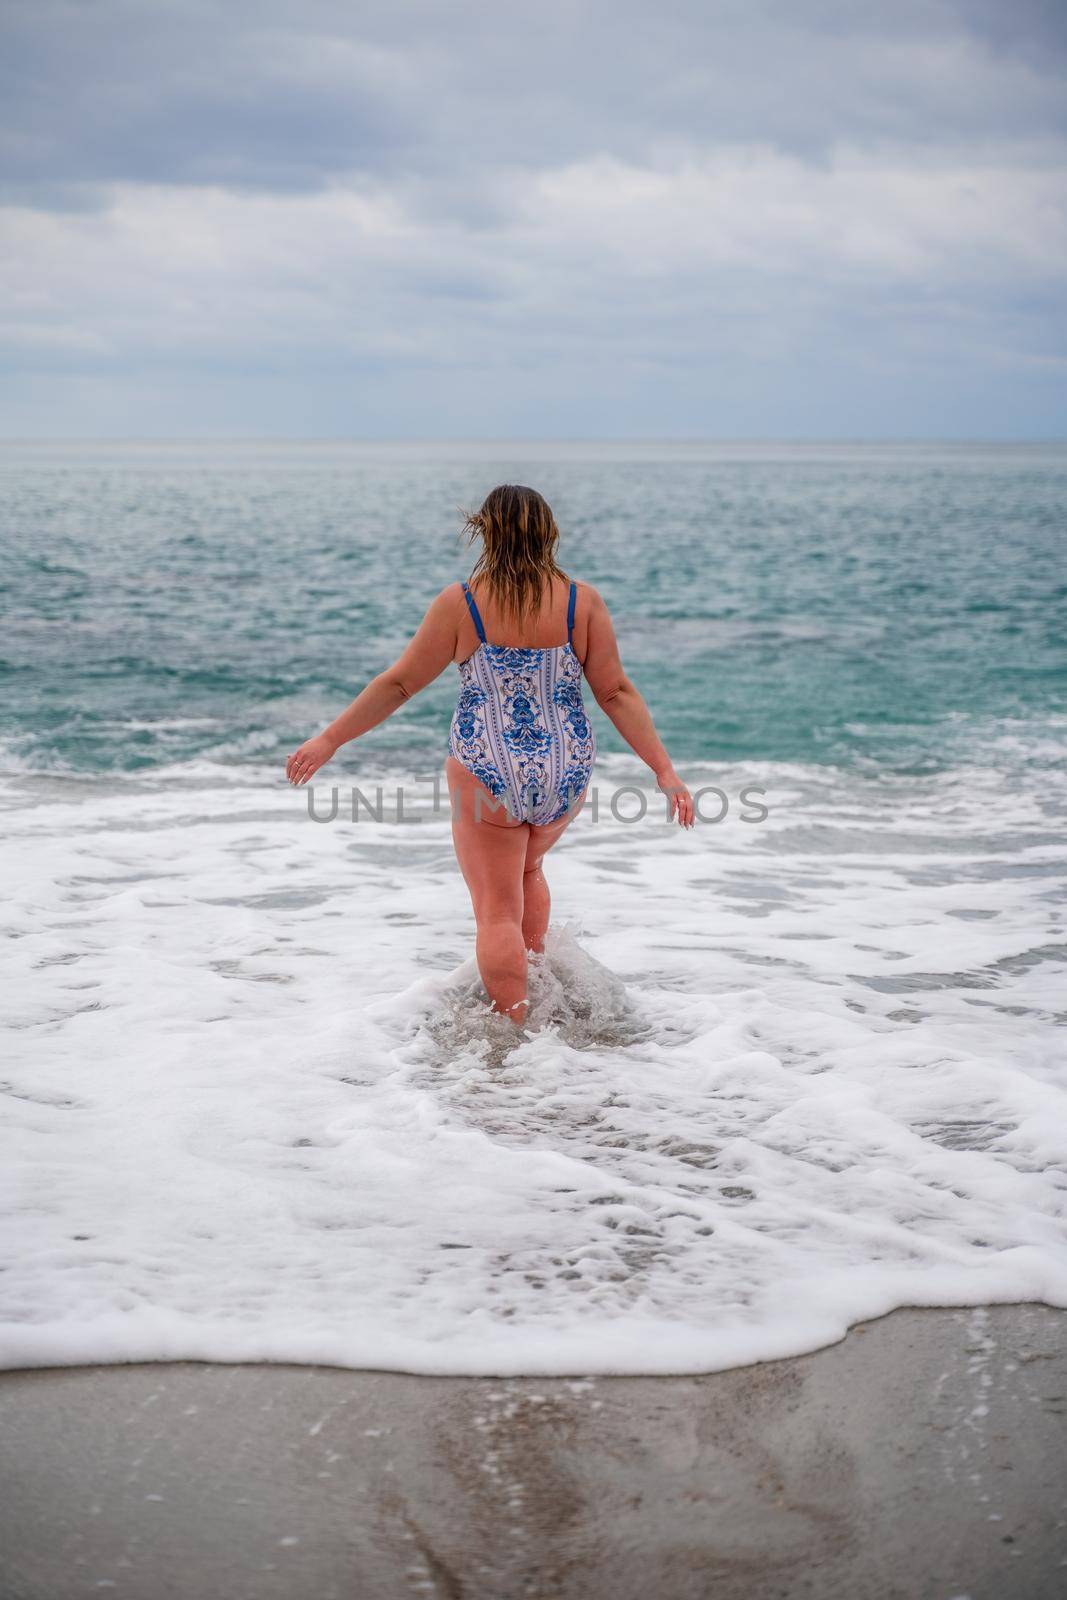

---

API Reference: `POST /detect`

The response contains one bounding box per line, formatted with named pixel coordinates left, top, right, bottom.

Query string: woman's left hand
left=656, top=766, right=695, bottom=828
left=286, top=734, right=337, bottom=786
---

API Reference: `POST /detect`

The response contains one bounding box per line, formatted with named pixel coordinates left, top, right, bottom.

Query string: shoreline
left=3, top=1304, right=1065, bottom=1599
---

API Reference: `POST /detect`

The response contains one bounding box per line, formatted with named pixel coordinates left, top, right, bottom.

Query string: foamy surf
left=406, top=929, right=650, bottom=1068
left=2, top=755, right=1066, bottom=1375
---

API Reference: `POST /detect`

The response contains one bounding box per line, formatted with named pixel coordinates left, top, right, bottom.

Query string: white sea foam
left=2, top=756, right=1066, bottom=1374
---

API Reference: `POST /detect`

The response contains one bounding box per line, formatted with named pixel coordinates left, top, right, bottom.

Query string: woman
left=286, top=485, right=693, bottom=1025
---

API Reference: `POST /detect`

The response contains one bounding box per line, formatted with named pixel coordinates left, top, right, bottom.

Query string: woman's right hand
left=286, top=733, right=338, bottom=786
left=656, top=766, right=694, bottom=829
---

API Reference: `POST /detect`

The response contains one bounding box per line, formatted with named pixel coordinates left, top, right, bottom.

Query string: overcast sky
left=2, top=0, right=1065, bottom=438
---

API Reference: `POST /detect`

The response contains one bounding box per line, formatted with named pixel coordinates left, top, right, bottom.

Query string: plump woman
left=286, top=485, right=692, bottom=1025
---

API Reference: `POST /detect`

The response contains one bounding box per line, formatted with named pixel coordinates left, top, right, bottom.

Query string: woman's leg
left=446, top=758, right=531, bottom=1022
left=521, top=856, right=550, bottom=954
left=521, top=787, right=589, bottom=953
left=518, top=797, right=583, bottom=952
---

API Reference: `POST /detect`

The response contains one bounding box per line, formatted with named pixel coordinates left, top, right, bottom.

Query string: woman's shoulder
left=569, top=577, right=607, bottom=611
left=430, top=581, right=470, bottom=609
left=415, top=584, right=470, bottom=632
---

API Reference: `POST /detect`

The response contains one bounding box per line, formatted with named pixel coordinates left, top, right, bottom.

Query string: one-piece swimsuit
left=448, top=579, right=596, bottom=824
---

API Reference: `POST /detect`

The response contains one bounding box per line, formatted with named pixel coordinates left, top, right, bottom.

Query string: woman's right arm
left=580, top=586, right=694, bottom=828
left=285, top=586, right=460, bottom=786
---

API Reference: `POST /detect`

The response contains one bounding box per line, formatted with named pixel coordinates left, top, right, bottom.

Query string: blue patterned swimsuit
left=449, top=579, right=596, bottom=824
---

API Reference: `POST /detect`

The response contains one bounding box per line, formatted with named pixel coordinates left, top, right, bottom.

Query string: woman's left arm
left=286, top=587, right=459, bottom=785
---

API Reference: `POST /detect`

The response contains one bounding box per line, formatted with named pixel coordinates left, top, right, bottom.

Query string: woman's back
left=456, top=574, right=588, bottom=661
left=450, top=574, right=595, bottom=825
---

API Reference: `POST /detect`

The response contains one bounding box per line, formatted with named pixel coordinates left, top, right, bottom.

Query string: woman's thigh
left=523, top=783, right=589, bottom=872
left=446, top=757, right=530, bottom=920
left=445, top=756, right=524, bottom=830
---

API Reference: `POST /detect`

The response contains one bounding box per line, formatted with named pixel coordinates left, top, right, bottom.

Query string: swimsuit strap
left=567, top=580, right=577, bottom=645
left=461, top=580, right=488, bottom=645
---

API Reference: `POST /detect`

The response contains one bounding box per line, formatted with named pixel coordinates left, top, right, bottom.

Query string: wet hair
left=461, top=483, right=567, bottom=622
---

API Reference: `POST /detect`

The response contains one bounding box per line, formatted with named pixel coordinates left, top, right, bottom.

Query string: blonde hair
left=461, top=483, right=567, bottom=622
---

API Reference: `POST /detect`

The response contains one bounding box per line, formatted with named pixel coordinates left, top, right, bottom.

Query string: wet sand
left=2, top=1304, right=1065, bottom=1599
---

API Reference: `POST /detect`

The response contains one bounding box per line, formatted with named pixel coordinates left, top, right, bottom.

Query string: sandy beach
left=2, top=1304, right=1065, bottom=1599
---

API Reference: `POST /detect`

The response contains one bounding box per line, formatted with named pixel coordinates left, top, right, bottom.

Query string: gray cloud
left=1, top=0, right=1065, bottom=436
left=4, top=0, right=1066, bottom=201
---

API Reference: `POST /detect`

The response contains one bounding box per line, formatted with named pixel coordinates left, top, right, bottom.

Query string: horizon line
left=1, top=435, right=1065, bottom=447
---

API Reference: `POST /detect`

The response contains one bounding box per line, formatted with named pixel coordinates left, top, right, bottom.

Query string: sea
left=2, top=439, right=1066, bottom=1375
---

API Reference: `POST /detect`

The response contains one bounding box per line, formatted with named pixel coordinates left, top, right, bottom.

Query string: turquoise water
left=3, top=440, right=1065, bottom=778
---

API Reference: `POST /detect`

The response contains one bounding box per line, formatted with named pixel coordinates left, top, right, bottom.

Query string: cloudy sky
left=2, top=0, right=1065, bottom=438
